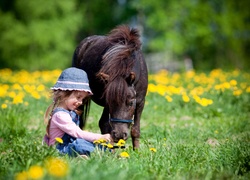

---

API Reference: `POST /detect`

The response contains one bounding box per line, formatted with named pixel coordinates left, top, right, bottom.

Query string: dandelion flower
left=55, top=137, right=63, bottom=144
left=12, top=93, right=24, bottom=104
left=15, top=171, right=28, bottom=180
left=233, top=89, right=242, bottom=96
left=120, top=151, right=129, bottom=158
left=246, top=86, right=250, bottom=93
left=150, top=148, right=157, bottom=153
left=93, top=140, right=100, bottom=144
left=93, top=139, right=107, bottom=144
left=99, top=139, right=107, bottom=143
left=37, top=84, right=45, bottom=91
left=31, top=91, right=41, bottom=99
left=27, top=165, right=44, bottom=179
left=117, top=139, right=126, bottom=147
left=1, top=103, right=7, bottom=109
left=182, top=94, right=190, bottom=103
left=229, top=79, right=237, bottom=86
left=165, top=95, right=173, bottom=102
left=106, top=143, right=114, bottom=149
left=45, top=157, right=69, bottom=178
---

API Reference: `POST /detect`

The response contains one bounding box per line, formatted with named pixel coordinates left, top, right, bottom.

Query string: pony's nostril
left=111, top=131, right=117, bottom=138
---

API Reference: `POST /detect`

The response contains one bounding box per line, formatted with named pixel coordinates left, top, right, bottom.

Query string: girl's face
left=62, top=91, right=89, bottom=111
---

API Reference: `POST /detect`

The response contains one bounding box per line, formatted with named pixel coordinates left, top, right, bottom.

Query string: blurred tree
left=131, top=0, right=250, bottom=70
left=0, top=0, right=82, bottom=70
left=0, top=0, right=137, bottom=70
left=75, top=0, right=137, bottom=41
left=1, top=0, right=248, bottom=71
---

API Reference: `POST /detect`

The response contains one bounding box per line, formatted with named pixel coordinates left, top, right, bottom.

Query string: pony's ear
left=98, top=72, right=109, bottom=82
left=128, top=72, right=136, bottom=85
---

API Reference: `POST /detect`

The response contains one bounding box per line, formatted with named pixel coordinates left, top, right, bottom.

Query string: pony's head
left=97, top=32, right=139, bottom=142
left=73, top=25, right=147, bottom=149
left=98, top=71, right=137, bottom=142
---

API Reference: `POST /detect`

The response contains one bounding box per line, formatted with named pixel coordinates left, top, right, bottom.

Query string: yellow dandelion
left=246, top=86, right=250, bottom=93
left=182, top=94, right=190, bottom=103
left=150, top=147, right=157, bottom=153
left=0, top=84, right=8, bottom=97
left=156, top=84, right=168, bottom=96
left=93, top=140, right=101, bottom=144
left=106, top=143, right=114, bottom=149
left=27, top=165, right=44, bottom=179
left=120, top=151, right=129, bottom=158
left=99, top=139, right=107, bottom=143
left=198, top=98, right=213, bottom=107
left=117, top=139, right=126, bottom=147
left=12, top=83, right=22, bottom=90
left=233, top=89, right=242, bottom=96
left=37, top=84, right=45, bottom=91
left=12, top=93, right=24, bottom=104
left=55, top=137, right=63, bottom=144
left=165, top=95, right=173, bottom=102
left=8, top=91, right=16, bottom=98
left=222, top=82, right=230, bottom=89
left=214, top=84, right=222, bottom=91
left=147, top=83, right=157, bottom=93
left=229, top=79, right=237, bottom=86
left=15, top=171, right=28, bottom=180
left=93, top=138, right=106, bottom=144
left=31, top=91, right=41, bottom=99
left=45, top=157, right=69, bottom=178
left=1, top=103, right=7, bottom=109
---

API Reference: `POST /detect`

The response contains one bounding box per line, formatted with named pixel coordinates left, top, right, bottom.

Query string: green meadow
left=0, top=68, right=249, bottom=180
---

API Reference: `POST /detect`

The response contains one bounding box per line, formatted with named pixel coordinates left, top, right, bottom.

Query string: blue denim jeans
left=56, top=134, right=95, bottom=157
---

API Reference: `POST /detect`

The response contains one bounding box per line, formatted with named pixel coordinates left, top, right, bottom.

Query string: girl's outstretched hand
left=102, top=134, right=112, bottom=143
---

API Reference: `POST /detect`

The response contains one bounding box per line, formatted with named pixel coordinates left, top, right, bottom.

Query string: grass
left=0, top=68, right=250, bottom=180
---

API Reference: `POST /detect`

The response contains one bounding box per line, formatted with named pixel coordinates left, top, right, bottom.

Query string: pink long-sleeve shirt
left=44, top=111, right=103, bottom=146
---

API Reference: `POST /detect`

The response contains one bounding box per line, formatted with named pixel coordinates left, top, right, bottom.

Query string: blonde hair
left=44, top=90, right=73, bottom=137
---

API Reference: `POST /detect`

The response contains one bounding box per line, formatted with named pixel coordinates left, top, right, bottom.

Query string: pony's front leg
left=99, top=107, right=112, bottom=134
left=131, top=122, right=140, bottom=150
left=131, top=99, right=145, bottom=150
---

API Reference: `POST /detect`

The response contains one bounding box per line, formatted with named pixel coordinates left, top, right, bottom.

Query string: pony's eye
left=127, top=99, right=135, bottom=106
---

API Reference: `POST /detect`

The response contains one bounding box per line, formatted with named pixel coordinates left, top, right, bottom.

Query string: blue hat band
left=56, top=81, right=89, bottom=86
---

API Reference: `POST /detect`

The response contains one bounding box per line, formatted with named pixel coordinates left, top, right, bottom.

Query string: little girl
left=43, top=67, right=111, bottom=157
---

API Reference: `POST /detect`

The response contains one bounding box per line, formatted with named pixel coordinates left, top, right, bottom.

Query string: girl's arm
left=52, top=112, right=110, bottom=142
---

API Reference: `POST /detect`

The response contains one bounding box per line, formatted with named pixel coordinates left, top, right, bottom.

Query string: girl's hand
left=102, top=134, right=112, bottom=143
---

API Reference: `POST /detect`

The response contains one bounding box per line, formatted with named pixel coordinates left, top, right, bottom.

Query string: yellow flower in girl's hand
left=93, top=139, right=107, bottom=144
left=55, top=137, right=63, bottom=144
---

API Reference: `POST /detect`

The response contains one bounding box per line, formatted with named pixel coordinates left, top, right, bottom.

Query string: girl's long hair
left=44, top=90, right=72, bottom=137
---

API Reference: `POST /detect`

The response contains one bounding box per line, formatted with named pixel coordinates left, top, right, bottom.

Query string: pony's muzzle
left=111, top=130, right=128, bottom=142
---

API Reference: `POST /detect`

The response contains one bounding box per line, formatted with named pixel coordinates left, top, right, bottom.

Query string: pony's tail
left=107, top=25, right=141, bottom=51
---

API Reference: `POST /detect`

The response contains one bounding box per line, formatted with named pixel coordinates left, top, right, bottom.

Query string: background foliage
left=0, top=0, right=249, bottom=71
